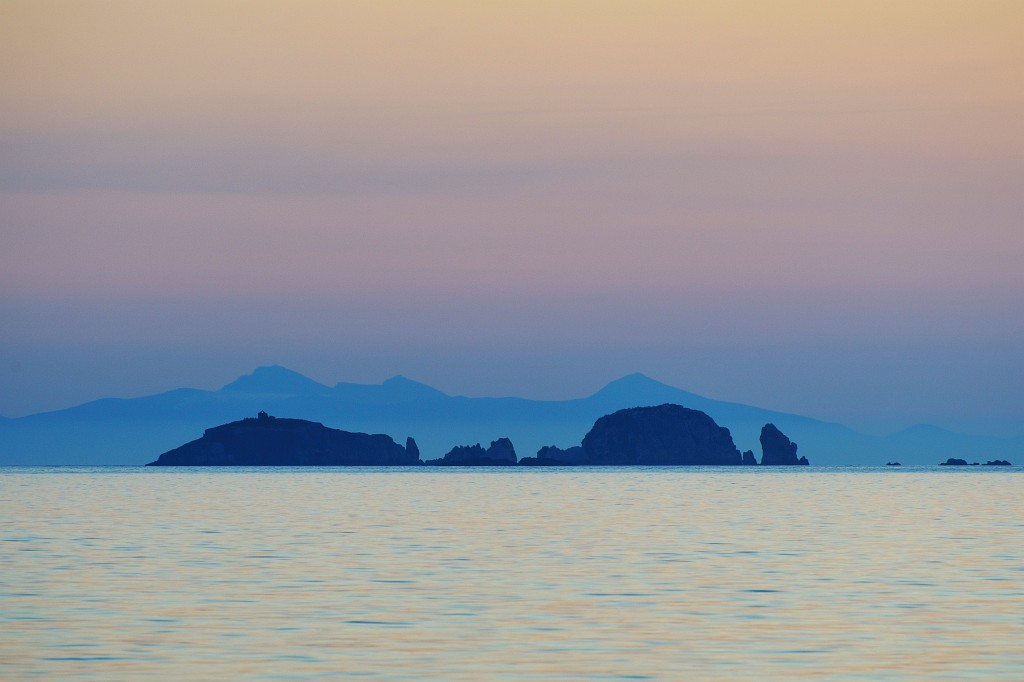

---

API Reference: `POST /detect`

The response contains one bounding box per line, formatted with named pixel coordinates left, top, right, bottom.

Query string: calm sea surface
left=2, top=466, right=1022, bottom=680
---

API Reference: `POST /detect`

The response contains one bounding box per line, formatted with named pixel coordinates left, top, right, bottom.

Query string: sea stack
left=426, top=438, right=518, bottom=466
left=759, top=423, right=809, bottom=466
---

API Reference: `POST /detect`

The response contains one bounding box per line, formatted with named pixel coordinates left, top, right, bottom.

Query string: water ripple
left=2, top=466, right=1023, bottom=680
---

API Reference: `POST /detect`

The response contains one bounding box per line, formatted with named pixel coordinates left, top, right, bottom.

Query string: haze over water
left=3, top=2, right=1022, bottom=436
left=3, top=467, right=1022, bottom=680
left=4, top=4, right=1021, bottom=677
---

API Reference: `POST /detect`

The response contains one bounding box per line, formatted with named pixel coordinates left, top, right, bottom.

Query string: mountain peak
left=593, top=373, right=679, bottom=394
left=587, top=373, right=702, bottom=406
left=221, top=365, right=330, bottom=394
left=606, top=372, right=663, bottom=387
left=382, top=375, right=447, bottom=397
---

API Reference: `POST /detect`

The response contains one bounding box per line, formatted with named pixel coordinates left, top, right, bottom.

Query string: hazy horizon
left=3, top=363, right=1021, bottom=442
left=2, top=2, right=1022, bottom=436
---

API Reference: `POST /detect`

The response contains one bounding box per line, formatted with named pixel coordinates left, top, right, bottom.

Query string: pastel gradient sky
left=2, top=1, right=1022, bottom=434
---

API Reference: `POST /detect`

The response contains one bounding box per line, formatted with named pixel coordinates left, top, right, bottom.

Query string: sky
left=1, top=1, right=1022, bottom=435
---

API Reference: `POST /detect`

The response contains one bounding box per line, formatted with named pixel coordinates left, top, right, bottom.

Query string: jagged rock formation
left=485, top=437, right=517, bottom=464
left=984, top=459, right=1012, bottom=466
left=886, top=462, right=902, bottom=466
left=426, top=437, right=518, bottom=466
left=759, top=423, right=809, bottom=465
left=742, top=450, right=758, bottom=466
left=146, top=412, right=419, bottom=466
left=530, top=404, right=743, bottom=466
left=519, top=445, right=586, bottom=466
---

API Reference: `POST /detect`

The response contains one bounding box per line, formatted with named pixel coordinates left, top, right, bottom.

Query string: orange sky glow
left=1, top=1, right=1022, bottom=431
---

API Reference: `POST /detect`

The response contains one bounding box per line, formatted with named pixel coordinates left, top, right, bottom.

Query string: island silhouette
left=146, top=411, right=420, bottom=466
left=147, top=405, right=810, bottom=467
left=5, top=366, right=1021, bottom=466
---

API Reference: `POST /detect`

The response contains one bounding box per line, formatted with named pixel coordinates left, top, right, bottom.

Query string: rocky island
left=522, top=405, right=809, bottom=466
left=147, top=405, right=810, bottom=467
left=759, top=423, right=809, bottom=466
left=146, top=412, right=420, bottom=466
left=579, top=404, right=744, bottom=465
left=425, top=438, right=517, bottom=466
left=939, top=457, right=1012, bottom=466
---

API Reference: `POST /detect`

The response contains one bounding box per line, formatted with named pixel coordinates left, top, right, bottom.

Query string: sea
left=2, top=466, right=1022, bottom=680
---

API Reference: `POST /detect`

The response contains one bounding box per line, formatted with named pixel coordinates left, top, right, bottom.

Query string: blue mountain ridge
left=1, top=365, right=1020, bottom=465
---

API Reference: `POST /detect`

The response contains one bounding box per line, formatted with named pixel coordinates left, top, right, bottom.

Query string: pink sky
left=1, top=1, right=1022, bottom=433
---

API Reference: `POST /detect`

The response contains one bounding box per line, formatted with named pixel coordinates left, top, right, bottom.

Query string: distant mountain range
left=1, top=365, right=1020, bottom=465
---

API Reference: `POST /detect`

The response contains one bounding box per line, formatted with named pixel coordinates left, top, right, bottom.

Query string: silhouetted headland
left=146, top=411, right=420, bottom=466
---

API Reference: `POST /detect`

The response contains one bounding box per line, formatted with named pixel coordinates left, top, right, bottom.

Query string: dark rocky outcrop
left=742, top=450, right=758, bottom=466
left=486, top=437, right=517, bottom=464
left=519, top=405, right=746, bottom=466
left=886, top=462, right=902, bottom=466
left=759, top=423, right=809, bottom=465
left=146, top=412, right=419, bottom=466
left=517, top=455, right=570, bottom=466
left=936, top=458, right=1011, bottom=466
left=538, top=444, right=586, bottom=463
left=426, top=437, right=518, bottom=466
left=578, top=404, right=743, bottom=465
left=518, top=445, right=586, bottom=466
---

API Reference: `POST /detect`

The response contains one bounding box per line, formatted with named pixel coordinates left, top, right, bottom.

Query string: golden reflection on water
left=1, top=467, right=1022, bottom=680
